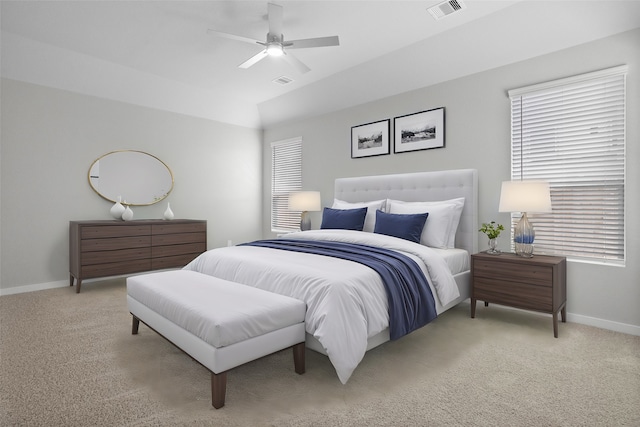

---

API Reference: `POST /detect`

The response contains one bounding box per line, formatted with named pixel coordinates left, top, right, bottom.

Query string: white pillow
left=443, top=198, right=465, bottom=248
left=388, top=201, right=453, bottom=248
left=386, top=198, right=465, bottom=248
left=332, top=199, right=386, bottom=232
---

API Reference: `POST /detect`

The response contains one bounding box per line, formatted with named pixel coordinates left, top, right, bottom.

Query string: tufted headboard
left=334, top=169, right=478, bottom=254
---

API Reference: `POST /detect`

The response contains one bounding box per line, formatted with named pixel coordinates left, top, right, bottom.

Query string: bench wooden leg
left=293, top=342, right=305, bottom=375
left=131, top=315, right=140, bottom=335
left=211, top=372, right=227, bottom=409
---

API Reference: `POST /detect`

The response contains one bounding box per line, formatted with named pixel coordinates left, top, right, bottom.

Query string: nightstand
left=471, top=252, right=567, bottom=337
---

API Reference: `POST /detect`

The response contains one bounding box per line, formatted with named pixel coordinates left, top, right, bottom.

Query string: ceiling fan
left=208, top=2, right=339, bottom=74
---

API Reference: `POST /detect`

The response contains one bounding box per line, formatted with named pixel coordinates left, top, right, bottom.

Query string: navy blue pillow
left=373, top=210, right=429, bottom=243
left=320, top=207, right=368, bottom=231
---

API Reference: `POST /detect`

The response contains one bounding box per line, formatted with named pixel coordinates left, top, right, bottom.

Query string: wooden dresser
left=470, top=251, right=567, bottom=337
left=69, top=219, right=207, bottom=293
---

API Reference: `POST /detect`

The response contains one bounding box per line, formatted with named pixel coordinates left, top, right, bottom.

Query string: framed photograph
left=351, top=119, right=390, bottom=158
left=393, top=107, right=445, bottom=153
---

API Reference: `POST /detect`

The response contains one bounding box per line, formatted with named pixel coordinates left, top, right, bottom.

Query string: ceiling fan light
left=266, top=43, right=284, bottom=57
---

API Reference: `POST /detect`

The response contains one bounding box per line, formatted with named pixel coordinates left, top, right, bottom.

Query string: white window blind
left=271, top=137, right=302, bottom=232
left=508, top=66, right=626, bottom=263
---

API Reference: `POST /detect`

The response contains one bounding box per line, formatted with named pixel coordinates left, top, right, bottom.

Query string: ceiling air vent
left=428, top=0, right=466, bottom=20
left=272, top=75, right=294, bottom=85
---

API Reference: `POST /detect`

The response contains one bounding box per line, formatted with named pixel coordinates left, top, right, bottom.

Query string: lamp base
left=514, top=212, right=535, bottom=257
left=300, top=211, right=311, bottom=231
left=515, top=243, right=534, bottom=258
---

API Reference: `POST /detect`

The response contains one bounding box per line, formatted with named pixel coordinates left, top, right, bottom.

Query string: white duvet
left=183, top=229, right=460, bottom=383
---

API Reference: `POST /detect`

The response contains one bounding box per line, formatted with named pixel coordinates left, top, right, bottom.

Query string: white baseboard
left=567, top=313, right=640, bottom=337
left=0, top=272, right=172, bottom=296
left=0, top=280, right=69, bottom=296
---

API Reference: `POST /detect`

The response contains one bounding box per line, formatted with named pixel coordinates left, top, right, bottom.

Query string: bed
left=184, top=169, right=478, bottom=384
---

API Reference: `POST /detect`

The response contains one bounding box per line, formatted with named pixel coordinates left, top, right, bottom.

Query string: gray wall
left=262, top=29, right=640, bottom=333
left=0, top=79, right=263, bottom=293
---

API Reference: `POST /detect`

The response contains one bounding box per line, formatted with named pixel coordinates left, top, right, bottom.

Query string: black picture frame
left=393, top=107, right=445, bottom=153
left=351, top=119, right=390, bottom=158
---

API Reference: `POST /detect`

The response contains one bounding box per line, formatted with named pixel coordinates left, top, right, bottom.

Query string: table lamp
left=498, top=181, right=552, bottom=257
left=288, top=191, right=321, bottom=231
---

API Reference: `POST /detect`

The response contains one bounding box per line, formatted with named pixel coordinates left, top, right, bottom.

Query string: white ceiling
left=2, top=1, right=639, bottom=129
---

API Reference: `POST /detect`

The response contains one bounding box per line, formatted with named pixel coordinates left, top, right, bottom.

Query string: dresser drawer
left=474, top=259, right=552, bottom=287
left=81, top=236, right=151, bottom=252
left=474, top=277, right=552, bottom=311
left=152, top=222, right=207, bottom=235
left=81, top=259, right=152, bottom=279
left=152, top=242, right=206, bottom=258
left=151, top=253, right=201, bottom=270
left=81, top=248, right=151, bottom=266
left=81, top=225, right=151, bottom=239
left=152, top=233, right=206, bottom=246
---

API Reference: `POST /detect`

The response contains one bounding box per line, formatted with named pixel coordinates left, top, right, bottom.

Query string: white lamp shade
left=288, top=191, right=321, bottom=212
left=498, top=181, right=552, bottom=213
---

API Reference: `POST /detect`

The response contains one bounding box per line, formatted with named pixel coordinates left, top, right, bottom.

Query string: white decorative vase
left=110, top=196, right=125, bottom=219
left=122, top=205, right=134, bottom=221
left=163, top=202, right=174, bottom=220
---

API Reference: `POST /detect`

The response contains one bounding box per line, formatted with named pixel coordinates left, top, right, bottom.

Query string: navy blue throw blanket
left=239, top=239, right=437, bottom=340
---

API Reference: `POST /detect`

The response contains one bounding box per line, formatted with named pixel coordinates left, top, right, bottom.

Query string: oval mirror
left=88, top=150, right=174, bottom=205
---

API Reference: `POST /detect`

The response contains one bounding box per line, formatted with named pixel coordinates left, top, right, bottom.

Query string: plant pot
left=486, top=238, right=501, bottom=255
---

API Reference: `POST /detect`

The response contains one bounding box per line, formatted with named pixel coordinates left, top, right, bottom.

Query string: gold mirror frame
left=88, top=150, right=174, bottom=206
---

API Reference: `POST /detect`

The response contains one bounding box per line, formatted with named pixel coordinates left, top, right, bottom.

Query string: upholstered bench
left=126, top=270, right=306, bottom=409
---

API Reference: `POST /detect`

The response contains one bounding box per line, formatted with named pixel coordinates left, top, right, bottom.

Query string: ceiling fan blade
left=286, top=36, right=340, bottom=49
left=283, top=51, right=311, bottom=74
left=207, top=29, right=262, bottom=46
left=239, top=50, right=268, bottom=69
left=268, top=3, right=283, bottom=36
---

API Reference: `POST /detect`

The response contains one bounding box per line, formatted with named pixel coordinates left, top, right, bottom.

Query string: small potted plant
left=479, top=221, right=504, bottom=254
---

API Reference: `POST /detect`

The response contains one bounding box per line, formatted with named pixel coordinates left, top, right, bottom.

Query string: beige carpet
left=1, top=277, right=638, bottom=426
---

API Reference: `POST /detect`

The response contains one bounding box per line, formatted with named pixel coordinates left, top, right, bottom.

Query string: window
left=271, top=137, right=302, bottom=232
left=508, top=66, right=626, bottom=264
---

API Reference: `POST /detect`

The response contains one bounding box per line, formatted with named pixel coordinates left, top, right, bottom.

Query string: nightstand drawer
left=474, top=277, right=552, bottom=311
left=474, top=259, right=552, bottom=287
